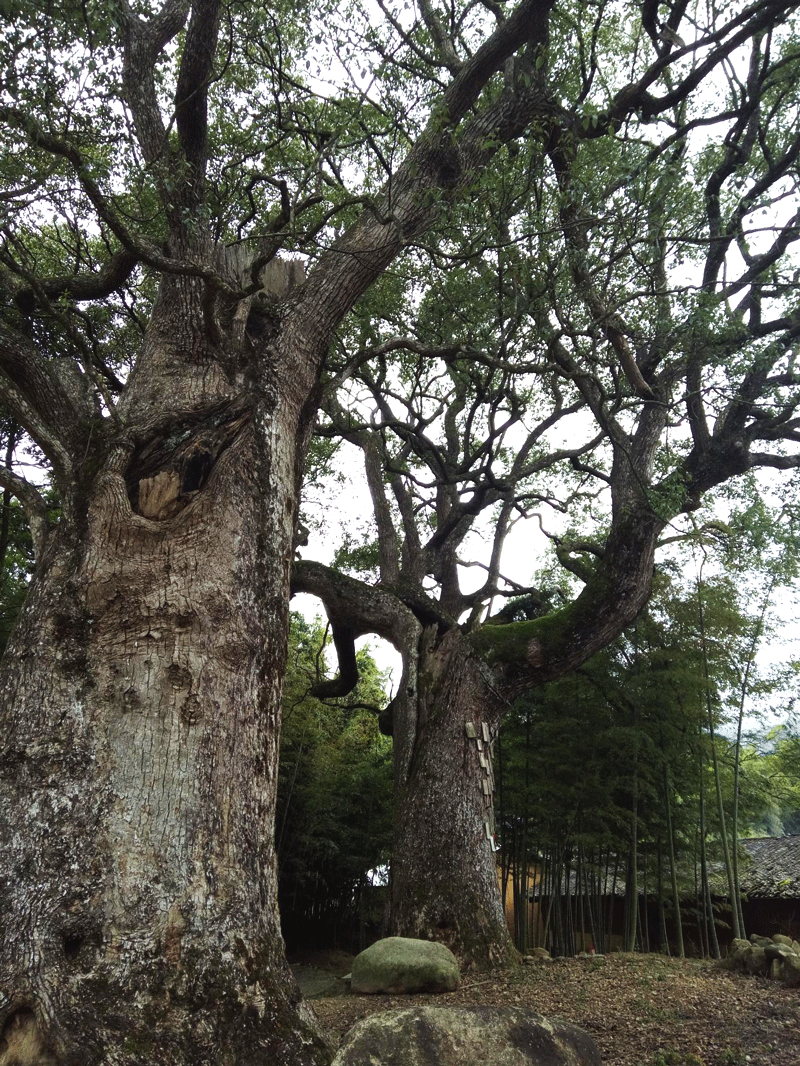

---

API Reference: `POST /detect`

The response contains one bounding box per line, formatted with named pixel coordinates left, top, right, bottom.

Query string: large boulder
left=722, top=932, right=800, bottom=986
left=730, top=937, right=750, bottom=959
left=745, top=944, right=768, bottom=975
left=749, top=934, right=773, bottom=950
left=350, top=937, right=460, bottom=994
left=782, top=953, right=800, bottom=986
left=331, top=1006, right=601, bottom=1066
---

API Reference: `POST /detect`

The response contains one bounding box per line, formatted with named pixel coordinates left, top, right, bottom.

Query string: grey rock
left=746, top=945, right=768, bottom=975
left=763, top=943, right=792, bottom=961
left=350, top=937, right=460, bottom=994
left=730, top=939, right=751, bottom=963
left=331, top=1005, right=601, bottom=1066
left=781, top=952, right=800, bottom=987
left=725, top=931, right=800, bottom=983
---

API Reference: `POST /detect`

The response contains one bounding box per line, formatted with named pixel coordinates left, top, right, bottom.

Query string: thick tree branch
left=0, top=468, right=49, bottom=561
left=7, top=249, right=139, bottom=314
left=292, top=559, right=420, bottom=646
left=119, top=0, right=190, bottom=163
left=175, top=0, right=222, bottom=192
left=292, top=1, right=562, bottom=357
left=0, top=322, right=90, bottom=478
left=471, top=503, right=663, bottom=687
left=749, top=451, right=800, bottom=470
left=440, top=0, right=553, bottom=126
left=307, top=625, right=359, bottom=698
left=291, top=558, right=421, bottom=699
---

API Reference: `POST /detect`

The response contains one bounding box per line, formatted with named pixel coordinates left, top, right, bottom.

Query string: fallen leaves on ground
left=299, top=951, right=800, bottom=1065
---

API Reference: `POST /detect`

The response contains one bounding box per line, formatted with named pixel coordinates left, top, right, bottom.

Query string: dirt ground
left=291, top=950, right=800, bottom=1066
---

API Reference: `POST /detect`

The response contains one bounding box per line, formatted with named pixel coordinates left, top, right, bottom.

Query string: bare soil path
left=292, top=951, right=800, bottom=1065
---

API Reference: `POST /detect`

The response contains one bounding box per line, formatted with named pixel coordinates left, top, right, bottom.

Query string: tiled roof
left=523, top=836, right=800, bottom=901
left=738, top=835, right=800, bottom=899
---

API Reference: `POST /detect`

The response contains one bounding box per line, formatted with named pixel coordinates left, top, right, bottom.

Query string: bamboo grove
left=496, top=560, right=800, bottom=959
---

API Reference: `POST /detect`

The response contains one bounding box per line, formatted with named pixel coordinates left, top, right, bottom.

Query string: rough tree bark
left=0, top=270, right=333, bottom=1063
left=0, top=0, right=581, bottom=1051
left=383, top=629, right=515, bottom=968
left=291, top=564, right=516, bottom=968
left=293, top=504, right=666, bottom=971
left=296, top=399, right=764, bottom=970
left=2, top=0, right=799, bottom=1056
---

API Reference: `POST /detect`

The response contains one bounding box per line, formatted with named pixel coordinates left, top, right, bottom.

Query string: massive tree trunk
left=0, top=280, right=330, bottom=1064
left=384, top=627, right=516, bottom=969
left=294, top=508, right=666, bottom=973
left=380, top=521, right=661, bottom=970
left=0, top=3, right=568, bottom=1031
left=4, top=0, right=791, bottom=1048
left=290, top=563, right=517, bottom=970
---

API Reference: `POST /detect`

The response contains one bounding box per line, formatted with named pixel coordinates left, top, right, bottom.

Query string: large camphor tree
left=1, top=0, right=800, bottom=1062
left=292, top=1, right=800, bottom=970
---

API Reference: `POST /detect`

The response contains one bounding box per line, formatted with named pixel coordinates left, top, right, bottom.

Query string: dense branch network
left=4, top=0, right=800, bottom=1046
left=295, top=0, right=800, bottom=695
left=1, top=0, right=799, bottom=670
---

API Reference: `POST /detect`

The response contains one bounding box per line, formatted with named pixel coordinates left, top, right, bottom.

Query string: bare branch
left=118, top=0, right=190, bottom=163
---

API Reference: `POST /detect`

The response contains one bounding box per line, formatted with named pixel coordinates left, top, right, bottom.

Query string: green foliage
left=748, top=724, right=800, bottom=835
left=276, top=613, right=393, bottom=951
left=0, top=495, right=34, bottom=654
left=496, top=567, right=797, bottom=956
left=331, top=532, right=383, bottom=580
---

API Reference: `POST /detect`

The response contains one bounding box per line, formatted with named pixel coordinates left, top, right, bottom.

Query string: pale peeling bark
left=0, top=281, right=330, bottom=1063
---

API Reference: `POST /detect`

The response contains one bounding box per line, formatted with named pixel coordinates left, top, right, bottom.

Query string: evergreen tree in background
left=276, top=615, right=392, bottom=954
left=495, top=563, right=799, bottom=958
